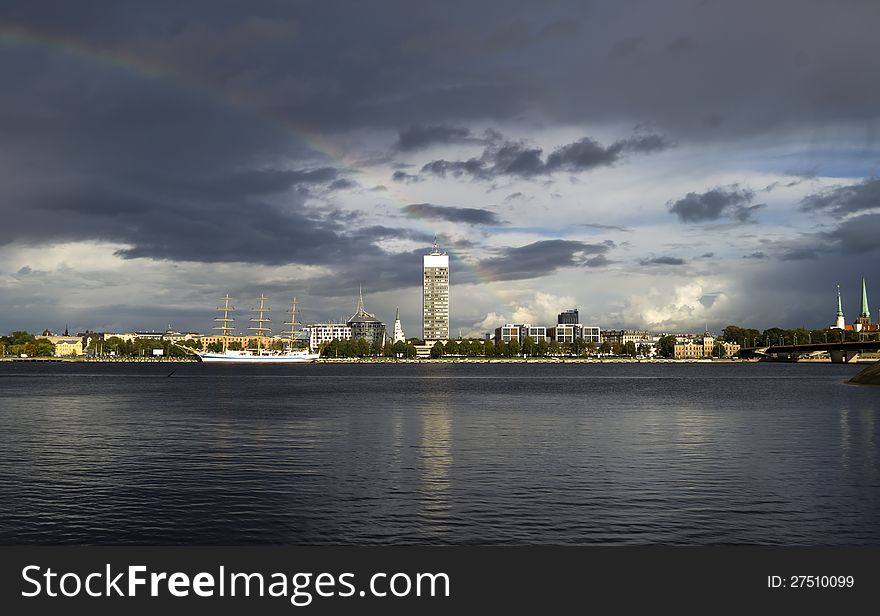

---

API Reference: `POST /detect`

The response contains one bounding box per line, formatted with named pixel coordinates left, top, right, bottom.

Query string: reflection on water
left=417, top=391, right=452, bottom=534
left=0, top=361, right=879, bottom=545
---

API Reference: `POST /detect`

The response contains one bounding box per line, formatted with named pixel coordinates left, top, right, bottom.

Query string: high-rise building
left=423, top=239, right=449, bottom=341
left=392, top=307, right=406, bottom=343
left=558, top=309, right=579, bottom=325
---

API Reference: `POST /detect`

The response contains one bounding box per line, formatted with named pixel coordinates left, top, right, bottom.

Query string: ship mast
left=284, top=297, right=300, bottom=349
left=212, top=292, right=235, bottom=351
left=248, top=294, right=271, bottom=356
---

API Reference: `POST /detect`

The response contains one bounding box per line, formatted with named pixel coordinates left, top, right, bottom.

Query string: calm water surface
left=0, top=361, right=878, bottom=544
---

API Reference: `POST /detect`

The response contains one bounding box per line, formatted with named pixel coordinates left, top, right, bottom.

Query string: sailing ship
left=194, top=293, right=320, bottom=363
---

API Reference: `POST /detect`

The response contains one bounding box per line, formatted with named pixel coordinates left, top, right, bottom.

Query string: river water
left=0, top=361, right=877, bottom=544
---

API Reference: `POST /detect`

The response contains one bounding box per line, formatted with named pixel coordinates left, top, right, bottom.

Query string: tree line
left=0, top=331, right=55, bottom=357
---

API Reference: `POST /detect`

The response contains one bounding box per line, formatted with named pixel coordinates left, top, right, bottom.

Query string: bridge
left=739, top=340, right=880, bottom=363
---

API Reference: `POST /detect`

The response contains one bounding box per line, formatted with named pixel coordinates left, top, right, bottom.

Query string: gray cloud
left=396, top=124, right=473, bottom=151
left=391, top=170, right=422, bottom=183
left=640, top=256, right=686, bottom=266
left=420, top=133, right=669, bottom=180
left=800, top=177, right=880, bottom=218
left=402, top=203, right=502, bottom=225
left=475, top=239, right=613, bottom=281
left=668, top=186, right=762, bottom=223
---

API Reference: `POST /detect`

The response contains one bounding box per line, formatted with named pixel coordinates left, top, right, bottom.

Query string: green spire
left=860, top=277, right=870, bottom=318
left=837, top=285, right=844, bottom=318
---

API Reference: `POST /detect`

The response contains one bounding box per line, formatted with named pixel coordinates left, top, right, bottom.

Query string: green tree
left=521, top=336, right=536, bottom=357
left=494, top=340, right=507, bottom=357
left=623, top=341, right=637, bottom=357
left=207, top=341, right=224, bottom=353
left=430, top=340, right=444, bottom=359
left=444, top=340, right=460, bottom=356
left=507, top=338, right=521, bottom=357
left=570, top=338, right=585, bottom=357
left=714, top=342, right=728, bottom=358
left=228, top=341, right=243, bottom=351
left=392, top=340, right=406, bottom=357
left=483, top=339, right=496, bottom=357
left=33, top=339, right=55, bottom=357
left=356, top=338, right=370, bottom=357
left=403, top=343, right=417, bottom=358
left=656, top=335, right=676, bottom=358
left=599, top=341, right=612, bottom=355
left=548, top=340, right=560, bottom=356
left=536, top=339, right=549, bottom=357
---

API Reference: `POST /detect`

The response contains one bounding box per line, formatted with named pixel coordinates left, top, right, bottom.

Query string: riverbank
left=2, top=356, right=874, bottom=364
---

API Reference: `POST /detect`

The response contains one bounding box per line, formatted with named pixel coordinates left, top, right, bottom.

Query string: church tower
left=856, top=277, right=871, bottom=331
left=834, top=285, right=846, bottom=330
left=392, top=307, right=406, bottom=343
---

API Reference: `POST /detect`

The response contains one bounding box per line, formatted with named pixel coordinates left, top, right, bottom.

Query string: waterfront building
left=198, top=335, right=272, bottom=350
left=305, top=323, right=353, bottom=353
left=348, top=287, right=386, bottom=349
left=580, top=326, right=601, bottom=344
left=494, top=324, right=520, bottom=343
left=38, top=335, right=83, bottom=356
left=161, top=329, right=201, bottom=343
left=603, top=329, right=651, bottom=347
left=674, top=334, right=740, bottom=359
left=519, top=325, right=547, bottom=343
left=423, top=238, right=449, bottom=341
left=548, top=324, right=577, bottom=344
left=392, top=307, right=406, bottom=343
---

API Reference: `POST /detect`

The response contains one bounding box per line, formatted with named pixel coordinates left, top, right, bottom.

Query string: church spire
left=835, top=284, right=846, bottom=329
left=860, top=277, right=870, bottom=318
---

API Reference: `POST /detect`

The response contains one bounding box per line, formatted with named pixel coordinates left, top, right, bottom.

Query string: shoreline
left=1, top=356, right=875, bottom=364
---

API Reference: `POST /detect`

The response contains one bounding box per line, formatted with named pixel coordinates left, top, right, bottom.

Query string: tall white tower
left=834, top=284, right=846, bottom=330
left=422, top=238, right=449, bottom=341
left=392, top=307, right=406, bottom=343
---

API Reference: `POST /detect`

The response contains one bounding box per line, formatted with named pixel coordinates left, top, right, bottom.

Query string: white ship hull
left=196, top=350, right=319, bottom=363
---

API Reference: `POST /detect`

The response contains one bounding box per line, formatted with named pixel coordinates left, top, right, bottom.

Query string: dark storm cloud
left=395, top=125, right=473, bottom=151
left=668, top=187, right=762, bottom=223
left=420, top=133, right=668, bottom=180
left=475, top=239, right=613, bottom=281
left=800, top=177, right=880, bottom=218
left=743, top=251, right=768, bottom=259
left=640, top=256, right=686, bottom=266
left=402, top=203, right=503, bottom=226
left=820, top=212, right=880, bottom=254
left=2, top=0, right=880, bottom=138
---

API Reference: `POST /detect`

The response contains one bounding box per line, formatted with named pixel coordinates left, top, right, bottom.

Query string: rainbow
left=0, top=23, right=507, bottom=307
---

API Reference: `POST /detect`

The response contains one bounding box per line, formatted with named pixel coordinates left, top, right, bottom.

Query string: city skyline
left=2, top=2, right=880, bottom=336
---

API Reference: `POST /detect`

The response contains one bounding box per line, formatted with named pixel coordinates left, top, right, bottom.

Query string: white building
left=423, top=239, right=449, bottom=341
left=305, top=323, right=352, bottom=353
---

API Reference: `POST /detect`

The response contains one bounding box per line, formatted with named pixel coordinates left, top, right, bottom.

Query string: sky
left=2, top=0, right=880, bottom=337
